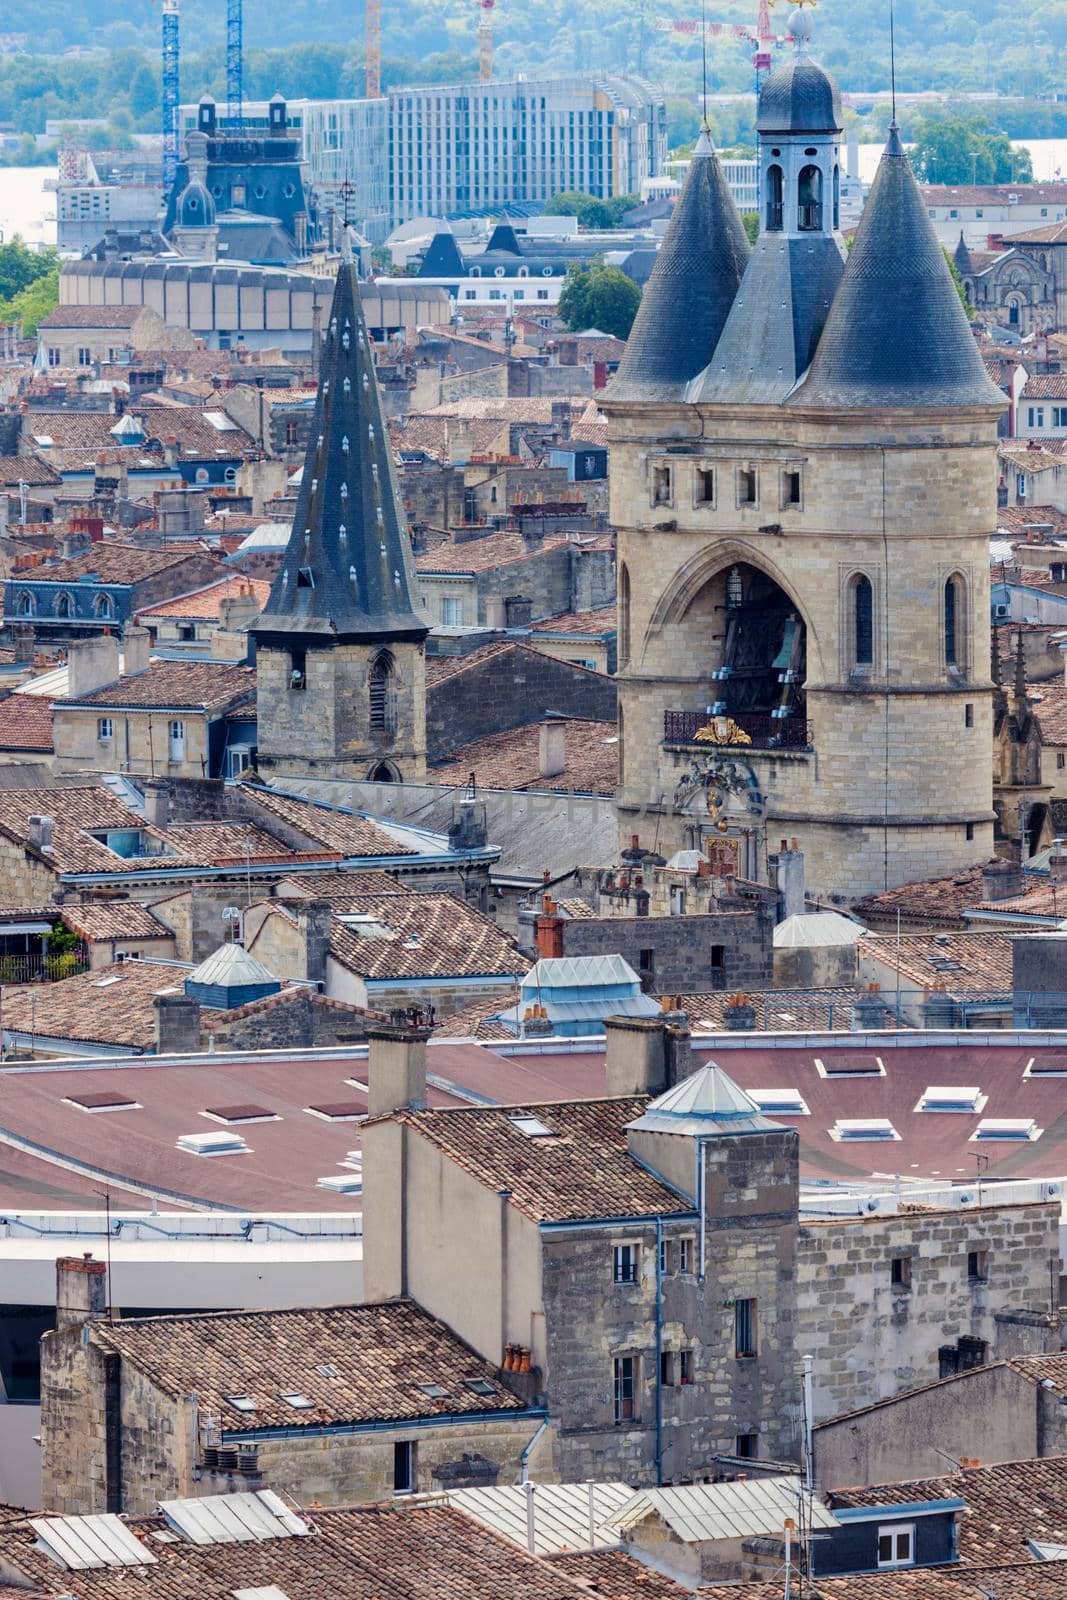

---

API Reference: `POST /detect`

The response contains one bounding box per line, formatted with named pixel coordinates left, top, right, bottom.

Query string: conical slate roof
left=953, top=230, right=974, bottom=277
left=255, top=234, right=428, bottom=642
left=607, top=128, right=749, bottom=404
left=187, top=941, right=278, bottom=989
left=626, top=1063, right=783, bottom=1136
left=792, top=128, right=1007, bottom=411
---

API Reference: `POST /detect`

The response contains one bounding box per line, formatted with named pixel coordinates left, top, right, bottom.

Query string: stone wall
left=427, top=646, right=616, bottom=760
left=0, top=837, right=58, bottom=906
left=39, top=1326, right=112, bottom=1514
left=796, top=1200, right=1059, bottom=1424
left=205, top=989, right=374, bottom=1050
left=558, top=908, right=773, bottom=995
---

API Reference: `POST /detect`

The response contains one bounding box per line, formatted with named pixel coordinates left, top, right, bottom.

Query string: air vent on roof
left=202, top=1105, right=280, bottom=1125
left=317, top=1173, right=363, bottom=1194
left=304, top=1103, right=367, bottom=1122
left=815, top=1057, right=886, bottom=1079
left=830, top=1118, right=900, bottom=1142
left=973, top=1117, right=1042, bottom=1141
left=508, top=1115, right=555, bottom=1138
left=917, top=1086, right=987, bottom=1114
left=749, top=1088, right=809, bottom=1116
left=177, top=1131, right=250, bottom=1157
left=63, top=1091, right=142, bottom=1113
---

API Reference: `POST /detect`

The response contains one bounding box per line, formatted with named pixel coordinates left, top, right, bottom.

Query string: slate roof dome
left=176, top=178, right=216, bottom=230
left=757, top=8, right=841, bottom=133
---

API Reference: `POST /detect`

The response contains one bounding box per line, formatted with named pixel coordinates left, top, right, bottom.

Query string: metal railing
left=0, top=946, right=90, bottom=985
left=664, top=710, right=813, bottom=751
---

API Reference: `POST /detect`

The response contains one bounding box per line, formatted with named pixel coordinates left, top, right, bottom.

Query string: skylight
left=304, top=1103, right=367, bottom=1122
left=64, top=1091, right=141, bottom=1113
left=317, top=1173, right=363, bottom=1194
left=917, top=1086, right=987, bottom=1114
left=317, top=1364, right=339, bottom=1378
left=815, top=1056, right=886, bottom=1079
left=202, top=1105, right=280, bottom=1125
left=973, top=1117, right=1042, bottom=1142
left=279, top=1393, right=314, bottom=1410
left=830, top=1119, right=900, bottom=1142
left=176, top=1131, right=250, bottom=1157
left=465, top=1379, right=496, bottom=1397
left=749, top=1088, right=809, bottom=1116
left=508, top=1115, right=554, bottom=1138
left=417, top=1383, right=449, bottom=1399
left=224, top=1395, right=256, bottom=1413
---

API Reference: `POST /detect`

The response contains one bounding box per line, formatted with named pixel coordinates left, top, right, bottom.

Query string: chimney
left=300, top=899, right=333, bottom=985
left=1049, top=846, right=1067, bottom=883
left=534, top=893, right=564, bottom=959
left=28, top=814, right=54, bottom=853
left=723, top=994, right=757, bottom=1031
left=981, top=858, right=1024, bottom=902
left=538, top=717, right=567, bottom=779
left=142, top=781, right=169, bottom=830
left=605, top=1015, right=668, bottom=1097
left=154, top=992, right=201, bottom=1055
left=921, top=985, right=958, bottom=1030
left=850, top=985, right=887, bottom=1031
left=504, top=594, right=533, bottom=628
left=367, top=1021, right=430, bottom=1118
left=218, top=587, right=261, bottom=634
left=122, top=624, right=151, bottom=677
left=484, top=595, right=507, bottom=629
left=67, top=633, right=120, bottom=700
left=769, top=837, right=805, bottom=921
left=1013, top=930, right=1067, bottom=1027
left=56, top=1254, right=107, bottom=1329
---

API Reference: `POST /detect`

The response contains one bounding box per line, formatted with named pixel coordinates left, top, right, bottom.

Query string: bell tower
left=253, top=232, right=429, bottom=783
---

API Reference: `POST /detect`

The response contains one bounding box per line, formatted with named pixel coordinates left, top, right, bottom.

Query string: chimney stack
left=28, top=814, right=54, bottom=853
left=367, top=1022, right=430, bottom=1118
left=605, top=1015, right=668, bottom=1097
left=534, top=893, right=564, bottom=959
left=142, top=781, right=169, bottom=830
left=769, top=837, right=805, bottom=921
left=154, top=992, right=201, bottom=1055
left=981, top=858, right=1024, bottom=903
left=67, top=633, right=120, bottom=700
left=538, top=717, right=567, bottom=780
left=122, top=624, right=151, bottom=677
left=56, top=1254, right=107, bottom=1329
left=300, top=899, right=333, bottom=985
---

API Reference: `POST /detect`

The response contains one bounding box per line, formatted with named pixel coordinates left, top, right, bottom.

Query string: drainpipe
left=518, top=1416, right=548, bottom=1485
left=655, top=1214, right=664, bottom=1487
left=697, top=1137, right=707, bottom=1285
left=803, top=1353, right=814, bottom=1491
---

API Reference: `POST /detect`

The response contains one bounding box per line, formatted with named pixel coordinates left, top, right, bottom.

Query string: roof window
left=279, top=1392, right=314, bottom=1410
left=202, top=1105, right=280, bottom=1125
left=973, top=1117, right=1042, bottom=1141
left=63, top=1091, right=141, bottom=1113
left=749, top=1088, right=809, bottom=1116
left=176, top=1131, right=250, bottom=1157
left=316, top=1364, right=339, bottom=1378
left=417, top=1383, right=449, bottom=1399
left=304, top=1103, right=367, bottom=1122
left=815, top=1056, right=886, bottom=1079
left=508, top=1115, right=555, bottom=1138
left=830, top=1118, right=900, bottom=1142
left=917, top=1086, right=987, bottom=1114
left=316, top=1173, right=363, bottom=1194
left=224, top=1394, right=256, bottom=1413
left=465, top=1379, right=496, bottom=1397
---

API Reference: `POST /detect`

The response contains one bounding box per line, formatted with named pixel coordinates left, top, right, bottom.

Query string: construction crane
left=365, top=0, right=382, bottom=98
left=157, top=0, right=181, bottom=192
left=653, top=0, right=789, bottom=91
left=227, top=0, right=243, bottom=129
left=479, top=0, right=495, bottom=82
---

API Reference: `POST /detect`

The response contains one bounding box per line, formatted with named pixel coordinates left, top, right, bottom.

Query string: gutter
left=59, top=846, right=501, bottom=887
left=225, top=1406, right=547, bottom=1444
left=519, top=1417, right=550, bottom=1484
left=539, top=1212, right=697, bottom=1233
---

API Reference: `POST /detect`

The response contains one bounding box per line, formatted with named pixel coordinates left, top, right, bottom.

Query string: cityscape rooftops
left=56, top=659, right=255, bottom=713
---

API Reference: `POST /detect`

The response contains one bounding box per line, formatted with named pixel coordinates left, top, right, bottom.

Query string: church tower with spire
left=603, top=7, right=1005, bottom=899
left=252, top=237, right=429, bottom=782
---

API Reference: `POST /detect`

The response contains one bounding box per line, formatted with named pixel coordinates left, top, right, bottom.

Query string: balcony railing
left=664, top=710, right=813, bottom=751
left=765, top=201, right=783, bottom=232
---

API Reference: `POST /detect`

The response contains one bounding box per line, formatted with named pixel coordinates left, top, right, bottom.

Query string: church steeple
left=607, top=126, right=749, bottom=404
left=255, top=233, right=427, bottom=645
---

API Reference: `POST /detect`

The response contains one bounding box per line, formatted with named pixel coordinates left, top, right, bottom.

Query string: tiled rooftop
left=136, top=575, right=270, bottom=622
left=0, top=455, right=62, bottom=487
left=851, top=864, right=988, bottom=929
left=856, top=930, right=1014, bottom=993
left=423, top=397, right=585, bottom=421
left=136, top=405, right=255, bottom=458
left=325, top=893, right=524, bottom=982
left=240, top=785, right=417, bottom=859
left=551, top=1550, right=687, bottom=1595
left=0, top=694, right=54, bottom=752
left=25, top=414, right=137, bottom=451
left=26, top=541, right=219, bottom=586
left=394, top=1097, right=692, bottom=1223
left=416, top=531, right=570, bottom=575
left=1026, top=682, right=1067, bottom=743
left=58, top=902, right=173, bottom=943
left=532, top=606, right=617, bottom=636
left=163, top=822, right=297, bottom=864
left=0, top=785, right=174, bottom=876
left=0, top=960, right=186, bottom=1050
left=430, top=718, right=618, bottom=795
left=38, top=306, right=146, bottom=328
left=57, top=660, right=255, bottom=713
left=91, top=1299, right=526, bottom=1429
left=697, top=1563, right=1067, bottom=1599
left=425, top=642, right=520, bottom=686
left=393, top=415, right=508, bottom=463
left=276, top=869, right=412, bottom=900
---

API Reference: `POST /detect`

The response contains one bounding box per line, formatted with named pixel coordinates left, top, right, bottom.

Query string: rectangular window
left=877, top=1525, right=915, bottom=1569
left=658, top=1238, right=670, bottom=1275
left=652, top=465, right=671, bottom=505
left=736, top=1431, right=758, bottom=1459
left=679, top=1238, right=693, bottom=1274
left=738, top=466, right=758, bottom=506
left=781, top=468, right=802, bottom=508
left=440, top=597, right=462, bottom=625
left=968, top=1248, right=988, bottom=1283
left=97, top=717, right=114, bottom=740
left=48, top=347, right=60, bottom=367
left=659, top=1350, right=674, bottom=1386
left=966, top=822, right=975, bottom=841
left=734, top=1297, right=757, bottom=1358
left=613, top=1243, right=639, bottom=1284
left=393, top=1440, right=415, bottom=1494
left=965, top=703, right=974, bottom=728
left=78, top=347, right=91, bottom=366
left=891, top=1255, right=912, bottom=1290
left=613, top=1355, right=637, bottom=1423
left=1059, top=754, right=1066, bottom=770
left=289, top=649, right=307, bottom=691
left=679, top=1349, right=693, bottom=1385
left=696, top=466, right=715, bottom=505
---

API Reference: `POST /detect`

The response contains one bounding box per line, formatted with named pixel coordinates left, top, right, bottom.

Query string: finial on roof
left=789, top=2, right=815, bottom=54
left=341, top=225, right=354, bottom=265
left=886, top=120, right=903, bottom=158
left=694, top=124, right=715, bottom=157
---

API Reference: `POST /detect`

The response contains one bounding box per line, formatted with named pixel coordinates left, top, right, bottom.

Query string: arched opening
left=15, top=592, right=34, bottom=618
left=944, top=575, right=964, bottom=669
left=369, top=760, right=398, bottom=782
left=618, top=561, right=630, bottom=667
left=765, top=164, right=784, bottom=232
left=1008, top=299, right=1020, bottom=327
left=798, top=165, right=823, bottom=231
left=369, top=651, right=394, bottom=732
left=833, top=163, right=840, bottom=230
left=692, top=562, right=807, bottom=743
left=94, top=593, right=115, bottom=620
left=851, top=574, right=874, bottom=668
left=55, top=591, right=75, bottom=619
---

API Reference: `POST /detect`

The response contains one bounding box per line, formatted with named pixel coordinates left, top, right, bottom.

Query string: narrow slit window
left=782, top=468, right=801, bottom=508
left=652, top=465, right=671, bottom=505
left=853, top=575, right=874, bottom=668
left=945, top=576, right=961, bottom=667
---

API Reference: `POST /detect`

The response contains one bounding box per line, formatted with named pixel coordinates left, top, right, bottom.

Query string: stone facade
left=548, top=909, right=773, bottom=996
left=427, top=644, right=616, bottom=761
left=607, top=409, right=1000, bottom=899
left=797, top=1201, right=1059, bottom=1424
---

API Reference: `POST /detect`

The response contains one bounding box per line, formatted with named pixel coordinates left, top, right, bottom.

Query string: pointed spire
left=1014, top=628, right=1028, bottom=717
left=254, top=250, right=427, bottom=643
left=953, top=227, right=974, bottom=278
left=792, top=128, right=1007, bottom=411
left=605, top=127, right=749, bottom=404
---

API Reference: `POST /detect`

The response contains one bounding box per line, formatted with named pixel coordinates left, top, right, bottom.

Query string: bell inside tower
left=706, top=564, right=807, bottom=730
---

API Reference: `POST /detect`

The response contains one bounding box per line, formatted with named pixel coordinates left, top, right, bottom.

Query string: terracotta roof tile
left=240, top=784, right=417, bottom=859
left=58, top=902, right=173, bottom=942
left=327, top=893, right=524, bottom=982
left=24, top=414, right=134, bottom=451
left=276, top=869, right=412, bottom=900
left=698, top=1563, right=1067, bottom=1599
left=430, top=718, right=618, bottom=795
left=394, top=1097, right=693, bottom=1223
left=0, top=695, right=54, bottom=752
left=38, top=306, right=147, bottom=328
left=851, top=865, right=988, bottom=929
left=551, top=1551, right=688, bottom=1596
left=0, top=455, right=62, bottom=487
left=856, top=930, right=1014, bottom=992
left=425, top=642, right=520, bottom=686
left=30, top=541, right=218, bottom=587
left=162, top=822, right=294, bottom=864
left=136, top=405, right=254, bottom=458
left=997, top=504, right=1067, bottom=537
left=394, top=415, right=509, bottom=462
left=91, top=1299, right=527, bottom=1428
left=57, top=660, right=255, bottom=713
left=136, top=575, right=270, bottom=621
left=0, top=784, right=175, bottom=876
left=1022, top=373, right=1067, bottom=398
left=1026, top=682, right=1067, bottom=743
left=0, top=960, right=186, bottom=1049
left=432, top=992, right=517, bottom=1039
left=416, top=530, right=570, bottom=575
left=532, top=606, right=616, bottom=636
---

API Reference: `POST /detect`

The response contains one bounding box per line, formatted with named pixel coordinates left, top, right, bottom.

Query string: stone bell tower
left=253, top=232, right=429, bottom=783
left=602, top=7, right=1004, bottom=900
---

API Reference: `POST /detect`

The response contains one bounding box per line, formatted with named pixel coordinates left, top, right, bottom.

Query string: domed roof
left=177, top=178, right=216, bottom=229
left=757, top=52, right=841, bottom=134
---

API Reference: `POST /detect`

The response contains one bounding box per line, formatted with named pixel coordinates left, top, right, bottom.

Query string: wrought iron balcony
left=664, top=709, right=813, bottom=751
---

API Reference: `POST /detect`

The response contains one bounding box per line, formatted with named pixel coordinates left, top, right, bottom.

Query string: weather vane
left=338, top=176, right=356, bottom=230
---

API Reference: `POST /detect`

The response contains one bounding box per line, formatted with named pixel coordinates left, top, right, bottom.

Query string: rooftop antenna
left=889, top=0, right=897, bottom=124
left=701, top=0, right=709, bottom=128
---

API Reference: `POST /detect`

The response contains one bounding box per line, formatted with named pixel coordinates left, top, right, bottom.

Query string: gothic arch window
left=833, top=163, right=840, bottom=230
left=798, top=165, right=823, bottom=231
left=93, top=593, right=115, bottom=620
left=369, top=650, right=394, bottom=732
left=944, top=574, right=965, bottom=669
left=766, top=164, right=784, bottom=232
left=369, top=760, right=399, bottom=782
left=851, top=573, right=874, bottom=669
left=54, top=591, right=75, bottom=619
left=1008, top=298, right=1020, bottom=327
left=618, top=561, right=631, bottom=667
left=15, top=591, right=35, bottom=617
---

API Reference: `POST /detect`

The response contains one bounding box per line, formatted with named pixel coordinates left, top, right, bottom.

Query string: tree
left=0, top=267, right=60, bottom=335
left=544, top=191, right=616, bottom=229
left=0, top=240, right=57, bottom=304
left=741, top=212, right=760, bottom=245
left=944, top=248, right=972, bottom=316
left=558, top=263, right=641, bottom=339
left=910, top=114, right=1033, bottom=186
